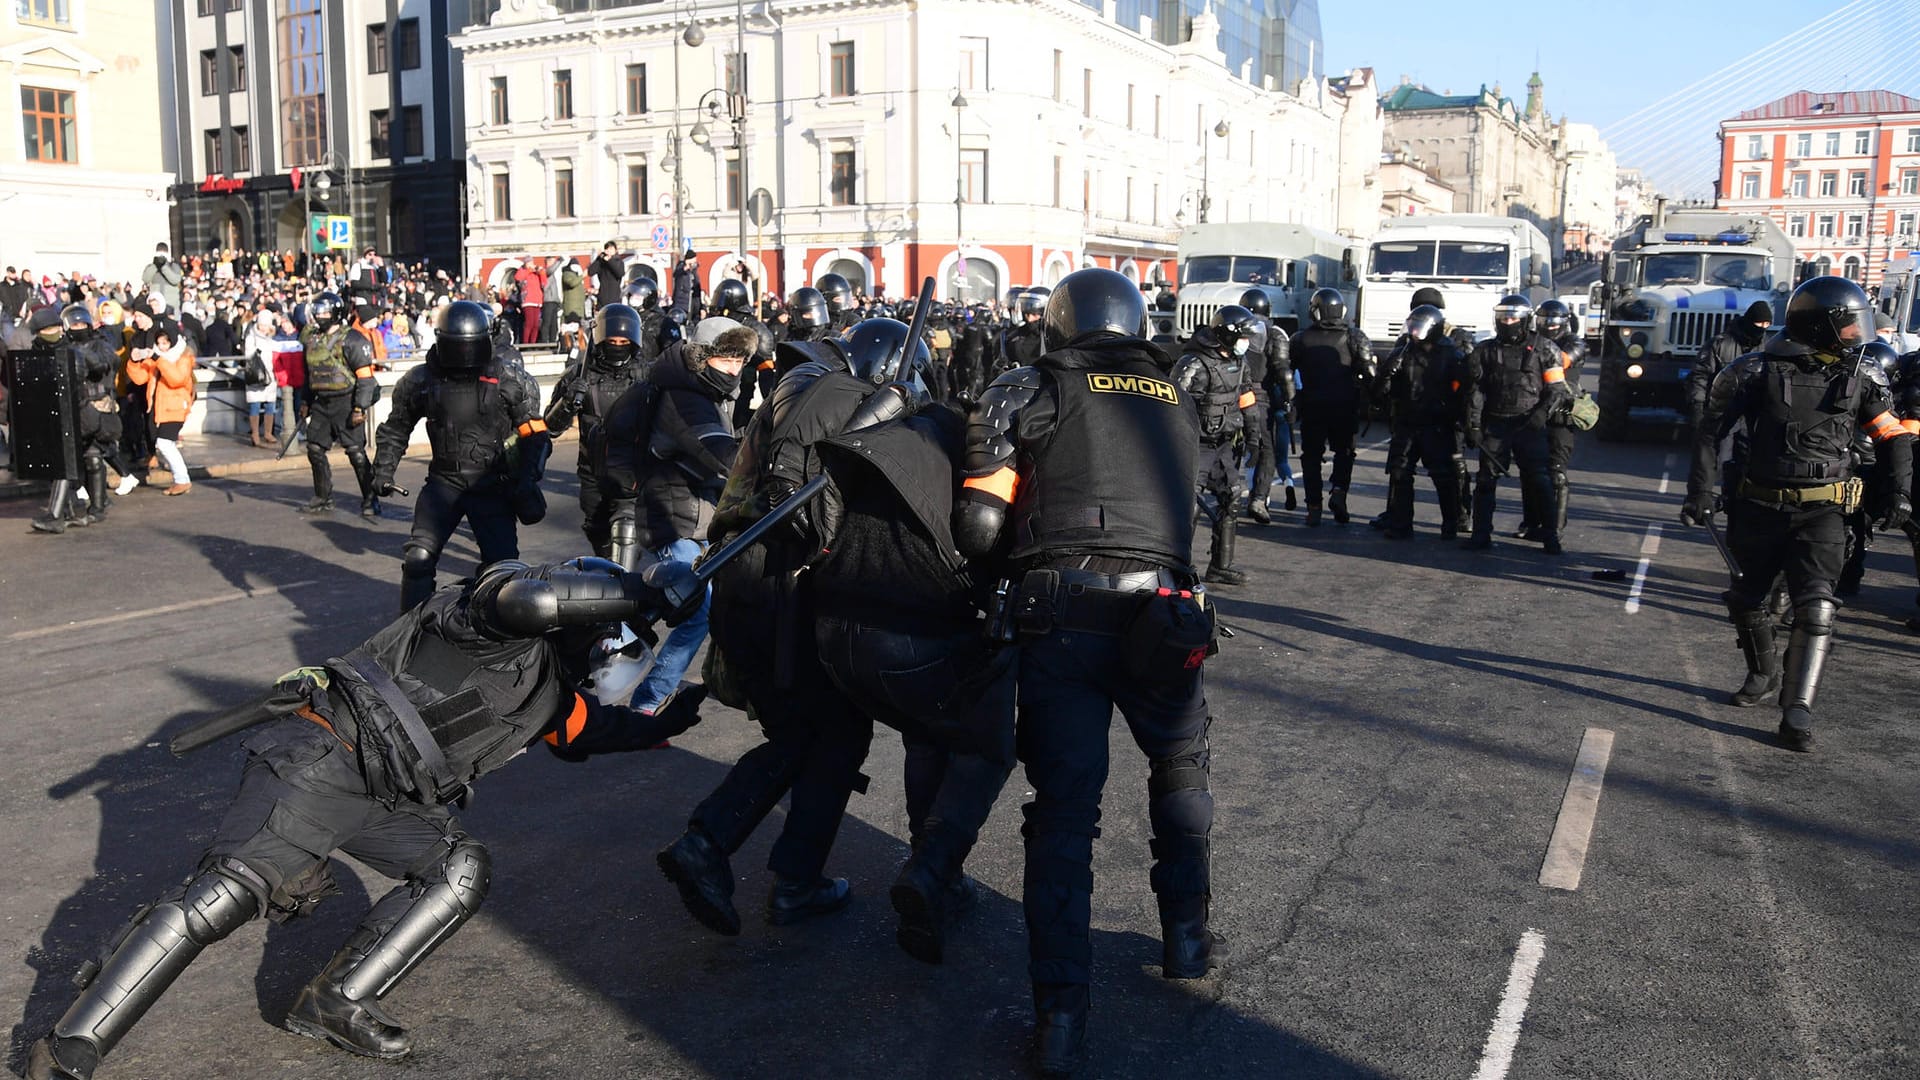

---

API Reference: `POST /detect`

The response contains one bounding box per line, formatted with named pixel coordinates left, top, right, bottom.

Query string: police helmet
left=1897, top=349, right=1920, bottom=386
left=788, top=287, right=830, bottom=333
left=309, top=292, right=342, bottom=328
left=625, top=277, right=659, bottom=309
left=1404, top=305, right=1445, bottom=344
left=815, top=273, right=853, bottom=313
left=1309, top=288, right=1347, bottom=329
left=60, top=304, right=94, bottom=335
left=1860, top=340, right=1901, bottom=384
left=1783, top=275, right=1873, bottom=354
left=593, top=303, right=642, bottom=370
left=432, top=300, right=494, bottom=373
left=840, top=318, right=930, bottom=385
left=1492, top=294, right=1535, bottom=345
left=1534, top=299, right=1573, bottom=340
left=1211, top=304, right=1259, bottom=352
left=1239, top=288, right=1272, bottom=318
left=1042, top=268, right=1148, bottom=351
left=712, top=279, right=750, bottom=316
left=1016, top=287, right=1052, bottom=320
left=1410, top=286, right=1446, bottom=311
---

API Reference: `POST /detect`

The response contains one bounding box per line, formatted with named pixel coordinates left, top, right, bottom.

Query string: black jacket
left=603, top=341, right=739, bottom=549
left=588, top=253, right=625, bottom=308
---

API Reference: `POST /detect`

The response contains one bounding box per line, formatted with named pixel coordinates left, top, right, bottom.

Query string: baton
left=692, top=472, right=830, bottom=586
left=276, top=413, right=308, bottom=459
left=1704, top=511, right=1744, bottom=583
left=893, top=276, right=938, bottom=384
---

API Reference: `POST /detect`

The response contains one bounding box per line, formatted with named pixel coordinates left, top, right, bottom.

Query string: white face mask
left=1232, top=339, right=1250, bottom=357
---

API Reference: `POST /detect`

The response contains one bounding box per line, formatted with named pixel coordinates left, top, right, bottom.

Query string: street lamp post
left=675, top=14, right=704, bottom=256
left=952, top=88, right=967, bottom=303
left=1200, top=118, right=1229, bottom=224
left=691, top=87, right=748, bottom=282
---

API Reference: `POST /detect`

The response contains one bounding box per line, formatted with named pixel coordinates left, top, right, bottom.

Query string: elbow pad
left=485, top=567, right=657, bottom=636
left=954, top=489, right=1009, bottom=561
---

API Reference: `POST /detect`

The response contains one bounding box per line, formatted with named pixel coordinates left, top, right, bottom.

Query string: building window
left=1126, top=84, right=1135, bottom=129
left=1152, top=181, right=1160, bottom=225
left=827, top=41, right=855, bottom=98
left=1898, top=212, right=1917, bottom=241
left=627, top=162, right=648, bottom=215
left=1740, top=173, right=1759, bottom=199
left=1847, top=171, right=1867, bottom=197
left=1082, top=68, right=1092, bottom=119
left=552, top=70, right=573, bottom=120
left=198, top=0, right=244, bottom=13
left=1153, top=94, right=1161, bottom=137
left=1824, top=131, right=1841, bottom=156
left=1795, top=132, right=1812, bottom=158
left=625, top=63, right=647, bottom=114
left=830, top=149, right=856, bottom=205
left=1855, top=130, right=1871, bottom=155
left=1904, top=169, right=1920, bottom=196
left=1052, top=50, right=1062, bottom=102
left=958, top=37, right=987, bottom=91
left=1817, top=213, right=1835, bottom=238
left=1819, top=172, right=1837, bottom=197
left=1052, top=155, right=1062, bottom=208
left=960, top=148, right=987, bottom=203
left=554, top=166, right=575, bottom=218
left=278, top=0, right=327, bottom=166
left=1790, top=172, right=1808, bottom=198
left=1745, top=134, right=1763, bottom=159
left=369, top=109, right=389, bottom=157
left=16, top=0, right=71, bottom=26
left=1842, top=256, right=1862, bottom=282
left=21, top=85, right=76, bottom=164
left=1845, top=213, right=1864, bottom=240
left=368, top=24, right=387, bottom=73
left=1124, top=175, right=1134, bottom=220
left=400, top=105, right=422, bottom=156
left=489, top=76, right=508, bottom=125
left=204, top=129, right=224, bottom=173
left=725, top=151, right=740, bottom=210
left=397, top=19, right=420, bottom=69
left=491, top=171, right=511, bottom=221
left=1908, top=128, right=1920, bottom=153
left=229, top=46, right=246, bottom=91
left=367, top=20, right=419, bottom=74
left=200, top=47, right=247, bottom=94
left=1788, top=214, right=1806, bottom=238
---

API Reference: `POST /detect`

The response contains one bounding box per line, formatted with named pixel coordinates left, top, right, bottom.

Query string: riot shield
left=4, top=346, right=81, bottom=480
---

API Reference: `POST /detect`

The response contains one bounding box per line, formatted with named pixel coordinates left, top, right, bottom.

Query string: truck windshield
left=1641, top=254, right=1703, bottom=286
left=1370, top=241, right=1510, bottom=280
left=1703, top=253, right=1770, bottom=290
left=1182, top=255, right=1281, bottom=285
left=1436, top=242, right=1509, bottom=279
left=1369, top=241, right=1434, bottom=277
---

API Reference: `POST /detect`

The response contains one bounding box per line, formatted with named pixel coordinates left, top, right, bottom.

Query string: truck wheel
left=1595, top=359, right=1630, bottom=442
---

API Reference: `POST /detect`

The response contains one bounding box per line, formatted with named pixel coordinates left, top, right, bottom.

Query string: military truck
left=1174, top=222, right=1360, bottom=339
left=1874, top=254, right=1920, bottom=354
left=1588, top=202, right=1794, bottom=439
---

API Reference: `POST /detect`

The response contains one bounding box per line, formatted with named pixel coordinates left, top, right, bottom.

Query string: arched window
left=827, top=257, right=867, bottom=295
left=957, top=259, right=998, bottom=304
left=1840, top=255, right=1862, bottom=282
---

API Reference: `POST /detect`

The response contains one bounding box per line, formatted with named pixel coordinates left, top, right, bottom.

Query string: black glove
left=512, top=481, right=547, bottom=526
left=375, top=481, right=397, bottom=498
left=1874, top=491, right=1913, bottom=531
left=1680, top=490, right=1716, bottom=526
left=1524, top=407, right=1549, bottom=431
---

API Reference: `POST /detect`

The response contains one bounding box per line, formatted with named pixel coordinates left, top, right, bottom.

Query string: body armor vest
left=1010, top=354, right=1199, bottom=569
left=422, top=365, right=514, bottom=485
left=1477, top=340, right=1547, bottom=418
left=1181, top=349, right=1245, bottom=443
left=579, top=364, right=637, bottom=439
left=1390, top=343, right=1459, bottom=422
left=1291, top=326, right=1362, bottom=407
left=1747, top=360, right=1867, bottom=485
left=303, top=326, right=354, bottom=394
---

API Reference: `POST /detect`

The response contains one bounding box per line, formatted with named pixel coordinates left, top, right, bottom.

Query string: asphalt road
left=1, top=422, right=1916, bottom=1080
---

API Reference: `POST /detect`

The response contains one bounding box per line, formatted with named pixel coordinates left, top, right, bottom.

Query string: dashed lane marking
left=6, top=580, right=323, bottom=642
left=1538, top=727, right=1616, bottom=891
left=1469, top=929, right=1548, bottom=1080
left=1625, top=524, right=1661, bottom=613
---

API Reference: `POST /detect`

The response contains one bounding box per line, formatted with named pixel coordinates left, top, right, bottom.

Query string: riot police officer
left=1287, top=288, right=1373, bottom=526
left=816, top=273, right=858, bottom=332
left=1175, top=306, right=1257, bottom=585
left=787, top=286, right=833, bottom=343
left=545, top=303, right=644, bottom=557
left=371, top=301, right=550, bottom=612
left=1238, top=288, right=1291, bottom=523
left=13, top=307, right=100, bottom=533
left=1374, top=304, right=1469, bottom=539
left=24, top=557, right=706, bottom=1080
left=1836, top=340, right=1903, bottom=595
left=1464, top=295, right=1567, bottom=553
left=957, top=268, right=1216, bottom=1077
left=1683, top=276, right=1913, bottom=751
left=1688, top=301, right=1772, bottom=429
left=622, top=277, right=669, bottom=371
left=1531, top=299, right=1586, bottom=545
left=996, top=287, right=1049, bottom=376
left=297, top=292, right=380, bottom=517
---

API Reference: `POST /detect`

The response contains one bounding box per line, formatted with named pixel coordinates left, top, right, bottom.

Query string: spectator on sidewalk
left=243, top=310, right=283, bottom=448
left=589, top=240, right=626, bottom=310
left=542, top=255, right=564, bottom=345
left=125, top=323, right=196, bottom=494
left=0, top=266, right=31, bottom=338
left=561, top=257, right=587, bottom=325
left=513, top=257, right=547, bottom=346
left=140, top=243, right=184, bottom=310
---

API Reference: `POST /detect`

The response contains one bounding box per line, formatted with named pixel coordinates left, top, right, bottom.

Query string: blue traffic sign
left=651, top=225, right=671, bottom=251
left=325, top=215, right=353, bottom=250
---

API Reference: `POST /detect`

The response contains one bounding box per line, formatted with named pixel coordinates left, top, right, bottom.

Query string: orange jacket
left=127, top=344, right=198, bottom=425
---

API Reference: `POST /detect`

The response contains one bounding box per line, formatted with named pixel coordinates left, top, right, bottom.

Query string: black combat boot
left=353, top=458, right=380, bottom=518
left=1304, top=502, right=1323, bottom=527
left=1776, top=602, right=1834, bottom=753
left=283, top=930, right=413, bottom=1060
left=1032, top=985, right=1088, bottom=1079
left=1328, top=487, right=1350, bottom=524
left=656, top=826, right=741, bottom=935
left=767, top=875, right=851, bottom=926
left=1248, top=498, right=1271, bottom=525
left=1436, top=471, right=1464, bottom=541
left=82, top=457, right=111, bottom=524
left=1728, top=609, right=1780, bottom=707
left=31, top=480, right=74, bottom=534
left=301, top=449, right=334, bottom=513
left=1159, top=894, right=1224, bottom=979
left=1203, top=517, right=1248, bottom=587
left=1461, top=477, right=1496, bottom=550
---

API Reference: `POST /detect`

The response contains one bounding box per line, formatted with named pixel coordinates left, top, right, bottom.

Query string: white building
left=451, top=0, right=1374, bottom=303
left=1557, top=120, right=1617, bottom=256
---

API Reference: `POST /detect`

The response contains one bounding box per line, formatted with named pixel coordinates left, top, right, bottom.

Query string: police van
left=1358, top=214, right=1555, bottom=350
left=1173, top=222, right=1360, bottom=339
left=1876, top=254, right=1920, bottom=354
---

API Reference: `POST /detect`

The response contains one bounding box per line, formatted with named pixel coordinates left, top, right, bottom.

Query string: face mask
left=698, top=361, right=742, bottom=398
left=1232, top=339, right=1250, bottom=357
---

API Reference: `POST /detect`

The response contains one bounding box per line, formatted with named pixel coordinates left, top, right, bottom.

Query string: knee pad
left=1147, top=751, right=1211, bottom=801
left=437, top=840, right=493, bottom=915
left=344, top=447, right=370, bottom=471
left=306, top=444, right=329, bottom=467
left=1723, top=588, right=1768, bottom=624
left=401, top=540, right=439, bottom=578
left=180, top=864, right=263, bottom=944
left=1792, top=596, right=1837, bottom=635
left=1019, top=799, right=1102, bottom=843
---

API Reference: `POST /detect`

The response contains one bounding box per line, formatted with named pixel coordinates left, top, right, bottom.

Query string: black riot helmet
left=1016, top=287, right=1052, bottom=321
left=815, top=273, right=853, bottom=314
left=1042, top=268, right=1148, bottom=350
left=432, top=300, right=494, bottom=374
left=1896, top=349, right=1920, bottom=386
left=1492, top=294, right=1535, bottom=345
left=1534, top=299, right=1573, bottom=340
left=309, top=291, right=342, bottom=329
left=789, top=287, right=830, bottom=333
left=59, top=304, right=94, bottom=338
left=1210, top=304, right=1259, bottom=355
left=625, top=277, right=658, bottom=310
left=1860, top=340, right=1901, bottom=383
left=840, top=318, right=930, bottom=385
left=1410, top=286, right=1446, bottom=311
left=712, top=278, right=750, bottom=316
left=1309, top=288, right=1346, bottom=329
left=1783, top=275, right=1873, bottom=356
left=1239, top=288, right=1272, bottom=317
left=1404, top=304, right=1445, bottom=344
left=592, top=303, right=642, bottom=370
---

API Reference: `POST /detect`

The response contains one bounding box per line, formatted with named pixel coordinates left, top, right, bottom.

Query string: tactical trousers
left=1471, top=417, right=1552, bottom=541
left=1016, top=625, right=1211, bottom=997
left=1298, top=408, right=1359, bottom=508
left=1724, top=498, right=1846, bottom=612
left=575, top=456, right=612, bottom=557
left=305, top=392, right=373, bottom=502
left=1384, top=419, right=1462, bottom=532
left=400, top=476, right=521, bottom=611
left=1244, top=403, right=1277, bottom=501
left=118, top=388, right=153, bottom=477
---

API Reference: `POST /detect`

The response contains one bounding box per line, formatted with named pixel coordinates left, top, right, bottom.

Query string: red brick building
left=1716, top=90, right=1920, bottom=289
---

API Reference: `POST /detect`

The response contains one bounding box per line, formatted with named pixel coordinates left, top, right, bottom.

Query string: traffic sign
left=651, top=225, right=671, bottom=251
left=655, top=193, right=675, bottom=217
left=747, top=188, right=774, bottom=228
left=326, top=215, right=353, bottom=250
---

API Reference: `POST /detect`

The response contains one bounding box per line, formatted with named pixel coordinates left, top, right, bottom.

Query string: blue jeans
left=633, top=537, right=710, bottom=712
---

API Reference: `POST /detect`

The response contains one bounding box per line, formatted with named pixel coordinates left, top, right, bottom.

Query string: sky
left=1317, top=0, right=1908, bottom=196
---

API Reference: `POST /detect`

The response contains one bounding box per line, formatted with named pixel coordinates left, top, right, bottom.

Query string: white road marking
left=1658, top=470, right=1671, bottom=494
left=1539, top=728, right=1617, bottom=891
left=1624, top=524, right=1661, bottom=613
left=6, top=580, right=323, bottom=641
left=1470, top=929, right=1548, bottom=1080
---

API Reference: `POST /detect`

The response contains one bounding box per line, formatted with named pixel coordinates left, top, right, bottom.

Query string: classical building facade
left=1715, top=90, right=1920, bottom=288
left=163, top=0, right=472, bottom=268
left=0, top=0, right=173, bottom=279
left=1557, top=121, right=1616, bottom=257
left=451, top=0, right=1379, bottom=302
left=1379, top=75, right=1566, bottom=255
